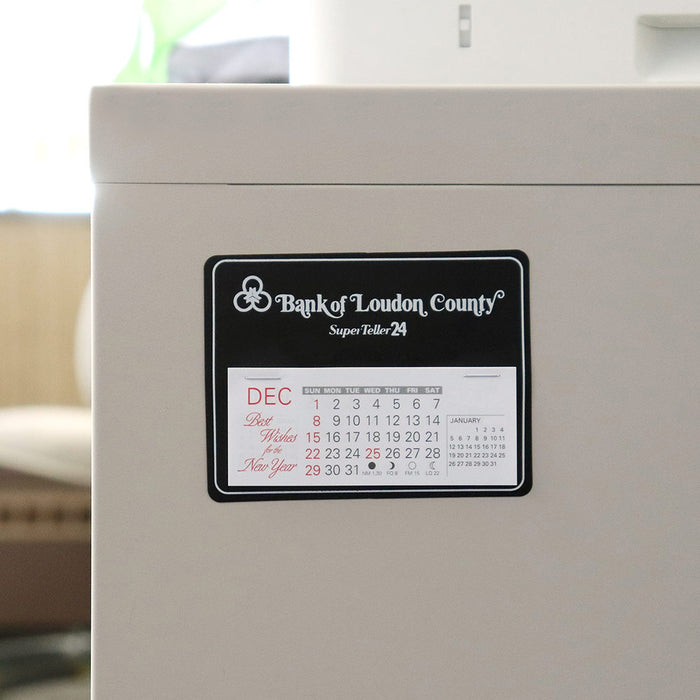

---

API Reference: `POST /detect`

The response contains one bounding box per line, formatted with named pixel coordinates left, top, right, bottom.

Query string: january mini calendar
left=205, top=252, right=531, bottom=500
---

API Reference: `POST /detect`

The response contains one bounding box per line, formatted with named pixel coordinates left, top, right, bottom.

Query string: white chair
left=0, top=285, right=91, bottom=488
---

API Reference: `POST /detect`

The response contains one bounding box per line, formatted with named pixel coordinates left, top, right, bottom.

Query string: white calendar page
left=228, top=366, right=518, bottom=489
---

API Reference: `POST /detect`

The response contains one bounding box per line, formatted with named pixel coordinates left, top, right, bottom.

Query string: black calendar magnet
left=204, top=251, right=531, bottom=501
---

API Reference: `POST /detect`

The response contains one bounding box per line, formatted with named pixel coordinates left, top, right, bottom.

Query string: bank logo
left=233, top=275, right=272, bottom=312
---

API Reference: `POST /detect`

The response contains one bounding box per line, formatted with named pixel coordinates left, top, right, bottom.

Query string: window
left=0, top=1, right=290, bottom=213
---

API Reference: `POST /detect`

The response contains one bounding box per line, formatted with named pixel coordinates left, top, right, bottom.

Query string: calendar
left=205, top=252, right=530, bottom=500
left=229, top=366, right=517, bottom=489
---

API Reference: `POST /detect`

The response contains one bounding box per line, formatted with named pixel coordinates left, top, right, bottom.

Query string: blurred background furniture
left=0, top=213, right=90, bottom=635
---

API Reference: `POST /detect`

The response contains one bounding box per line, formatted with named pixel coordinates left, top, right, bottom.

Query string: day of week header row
left=302, top=386, right=443, bottom=395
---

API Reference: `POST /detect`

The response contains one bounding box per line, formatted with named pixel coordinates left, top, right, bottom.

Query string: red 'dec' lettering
left=247, top=387, right=292, bottom=405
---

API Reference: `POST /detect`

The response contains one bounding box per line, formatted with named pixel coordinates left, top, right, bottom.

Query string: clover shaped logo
left=233, top=275, right=272, bottom=312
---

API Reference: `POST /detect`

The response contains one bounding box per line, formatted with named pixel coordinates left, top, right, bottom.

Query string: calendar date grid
left=302, top=386, right=445, bottom=480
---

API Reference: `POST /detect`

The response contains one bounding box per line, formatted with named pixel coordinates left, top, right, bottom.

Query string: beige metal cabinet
left=91, top=86, right=700, bottom=699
